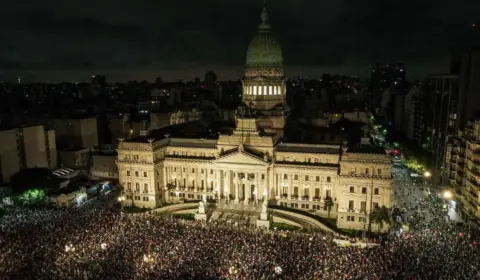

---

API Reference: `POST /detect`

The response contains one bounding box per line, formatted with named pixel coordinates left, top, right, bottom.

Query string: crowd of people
left=0, top=166, right=479, bottom=279
left=0, top=203, right=477, bottom=280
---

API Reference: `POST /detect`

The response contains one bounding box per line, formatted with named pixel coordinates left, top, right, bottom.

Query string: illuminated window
left=253, top=86, right=257, bottom=95
left=269, top=86, right=273, bottom=95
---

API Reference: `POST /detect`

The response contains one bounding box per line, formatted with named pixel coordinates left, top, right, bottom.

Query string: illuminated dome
left=245, top=4, right=283, bottom=68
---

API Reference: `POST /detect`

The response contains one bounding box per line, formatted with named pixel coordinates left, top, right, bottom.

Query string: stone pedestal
left=243, top=199, right=249, bottom=206
left=195, top=201, right=207, bottom=221
left=260, top=212, right=268, bottom=221
left=195, top=213, right=207, bottom=221
left=256, top=219, right=270, bottom=228
left=256, top=202, right=271, bottom=228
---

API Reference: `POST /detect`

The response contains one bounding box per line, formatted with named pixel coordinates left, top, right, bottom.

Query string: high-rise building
left=424, top=75, right=460, bottom=181
left=458, top=46, right=480, bottom=127
left=0, top=125, right=57, bottom=183
left=448, top=119, right=480, bottom=225
left=403, top=87, right=425, bottom=145
left=371, top=63, right=406, bottom=111
left=116, top=2, right=393, bottom=232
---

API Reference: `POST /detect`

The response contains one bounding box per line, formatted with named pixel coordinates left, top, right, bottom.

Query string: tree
left=370, top=206, right=392, bottom=231
left=20, top=189, right=46, bottom=206
left=325, top=198, right=334, bottom=218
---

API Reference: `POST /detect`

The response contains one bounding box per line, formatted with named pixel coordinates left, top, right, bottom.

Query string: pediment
left=215, top=151, right=267, bottom=165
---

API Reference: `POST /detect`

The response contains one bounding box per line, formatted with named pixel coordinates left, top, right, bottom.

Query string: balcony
left=179, top=186, right=186, bottom=191
left=301, top=195, right=309, bottom=201
left=187, top=187, right=194, bottom=191
left=291, top=194, right=299, bottom=200
left=280, top=193, right=288, bottom=199
left=312, top=196, right=321, bottom=202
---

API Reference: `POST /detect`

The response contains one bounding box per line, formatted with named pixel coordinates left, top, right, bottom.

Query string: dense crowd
left=1, top=166, right=479, bottom=280
left=0, top=202, right=477, bottom=280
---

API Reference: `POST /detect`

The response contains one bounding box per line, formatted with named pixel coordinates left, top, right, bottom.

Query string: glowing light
left=443, top=190, right=453, bottom=199
left=423, top=171, right=431, bottom=178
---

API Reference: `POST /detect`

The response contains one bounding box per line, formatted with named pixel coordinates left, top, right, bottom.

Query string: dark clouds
left=0, top=0, right=479, bottom=81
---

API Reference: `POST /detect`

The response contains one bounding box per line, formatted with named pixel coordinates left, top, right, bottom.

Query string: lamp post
left=117, top=196, right=126, bottom=215
left=423, top=171, right=431, bottom=193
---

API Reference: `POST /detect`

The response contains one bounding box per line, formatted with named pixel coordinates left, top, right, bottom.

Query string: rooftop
left=348, top=144, right=386, bottom=155
left=276, top=143, right=340, bottom=154
left=125, top=121, right=234, bottom=143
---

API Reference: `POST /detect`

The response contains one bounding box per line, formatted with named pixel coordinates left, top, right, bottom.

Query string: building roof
left=276, top=143, right=340, bottom=154
left=245, top=3, right=283, bottom=68
left=168, top=138, right=217, bottom=149
left=125, top=121, right=233, bottom=143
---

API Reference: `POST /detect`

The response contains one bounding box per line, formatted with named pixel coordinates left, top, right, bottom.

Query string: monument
left=256, top=200, right=271, bottom=228
left=195, top=195, right=208, bottom=221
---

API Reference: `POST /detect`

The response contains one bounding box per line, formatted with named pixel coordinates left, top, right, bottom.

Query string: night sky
left=1, top=0, right=479, bottom=82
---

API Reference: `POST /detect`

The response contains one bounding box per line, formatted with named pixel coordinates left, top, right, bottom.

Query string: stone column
left=269, top=168, right=274, bottom=200
left=244, top=177, right=249, bottom=205
left=288, top=174, right=293, bottom=198
left=226, top=170, right=231, bottom=200
left=256, top=172, right=261, bottom=201
left=235, top=171, right=240, bottom=204
left=216, top=169, right=221, bottom=196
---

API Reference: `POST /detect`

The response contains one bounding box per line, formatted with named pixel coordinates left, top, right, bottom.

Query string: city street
left=391, top=161, right=463, bottom=234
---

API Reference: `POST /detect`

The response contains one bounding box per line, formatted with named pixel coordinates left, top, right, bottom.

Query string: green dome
left=246, top=32, right=283, bottom=67
left=245, top=3, right=283, bottom=68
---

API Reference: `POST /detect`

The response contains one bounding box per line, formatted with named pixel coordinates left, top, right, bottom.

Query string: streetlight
left=118, top=196, right=126, bottom=214
left=443, top=190, right=453, bottom=199
left=423, top=171, right=431, bottom=190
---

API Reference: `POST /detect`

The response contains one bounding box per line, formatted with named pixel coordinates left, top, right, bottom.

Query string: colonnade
left=164, top=166, right=268, bottom=205
left=244, top=85, right=283, bottom=96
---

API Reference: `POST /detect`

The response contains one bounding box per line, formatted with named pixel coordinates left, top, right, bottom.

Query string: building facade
left=0, top=125, right=57, bottom=183
left=116, top=3, right=393, bottom=231
left=449, top=119, right=480, bottom=225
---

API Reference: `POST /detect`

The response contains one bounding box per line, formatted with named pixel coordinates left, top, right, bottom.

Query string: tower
left=241, top=0, right=288, bottom=137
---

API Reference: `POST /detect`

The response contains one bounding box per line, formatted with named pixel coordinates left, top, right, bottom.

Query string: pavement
left=391, top=164, right=462, bottom=227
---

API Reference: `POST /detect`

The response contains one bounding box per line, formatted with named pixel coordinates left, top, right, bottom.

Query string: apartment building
left=0, top=125, right=57, bottom=183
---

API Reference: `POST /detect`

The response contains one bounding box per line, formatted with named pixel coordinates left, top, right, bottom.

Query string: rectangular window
left=135, top=183, right=140, bottom=191
left=374, top=188, right=379, bottom=195
left=360, top=201, right=366, bottom=211
left=294, top=175, right=298, bottom=180
left=144, top=183, right=148, bottom=193
left=135, top=171, right=139, bottom=177
left=316, top=176, right=320, bottom=182
left=127, top=171, right=131, bottom=176
left=365, top=168, right=369, bottom=175
left=305, top=175, right=309, bottom=181
left=315, top=188, right=320, bottom=197
left=348, top=200, right=354, bottom=210
left=261, top=174, right=265, bottom=180
left=349, top=186, right=355, bottom=193
left=373, top=202, right=379, bottom=209
left=377, top=169, right=382, bottom=175
left=362, top=187, right=367, bottom=194
left=284, top=174, right=288, bottom=179
left=143, top=172, right=147, bottom=177
left=127, top=182, right=132, bottom=190
left=294, top=187, right=299, bottom=196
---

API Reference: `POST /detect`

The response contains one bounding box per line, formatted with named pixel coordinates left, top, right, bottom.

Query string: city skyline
left=1, top=0, right=480, bottom=82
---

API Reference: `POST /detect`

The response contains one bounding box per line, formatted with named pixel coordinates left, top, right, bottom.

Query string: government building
left=116, top=3, right=392, bottom=231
